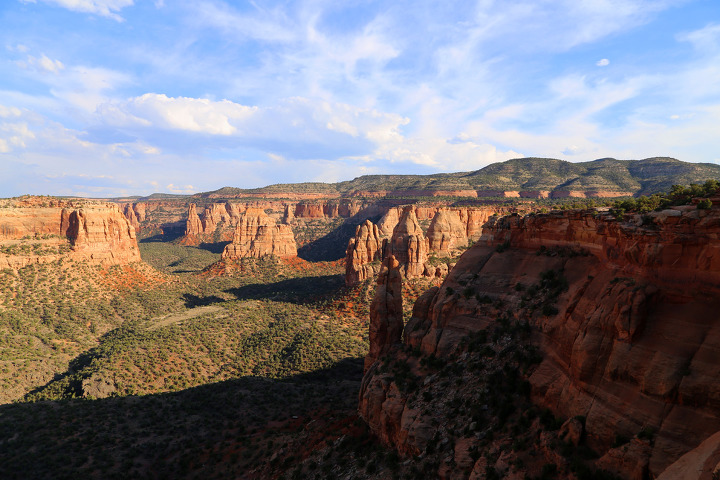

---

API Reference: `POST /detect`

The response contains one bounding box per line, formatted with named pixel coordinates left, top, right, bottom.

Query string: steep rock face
left=0, top=199, right=140, bottom=268
left=426, top=208, right=468, bottom=256
left=292, top=201, right=363, bottom=219
left=63, top=206, right=141, bottom=264
left=360, top=205, right=720, bottom=477
left=459, top=207, right=498, bottom=241
left=657, top=429, right=720, bottom=480
left=364, top=255, right=403, bottom=372
left=377, top=207, right=401, bottom=237
left=282, top=204, right=295, bottom=224
left=345, top=206, right=504, bottom=285
left=221, top=208, right=297, bottom=260
left=117, top=200, right=187, bottom=235
left=185, top=203, right=204, bottom=237
left=181, top=202, right=245, bottom=244
left=201, top=202, right=243, bottom=236
left=388, top=206, right=429, bottom=278
left=345, top=220, right=385, bottom=285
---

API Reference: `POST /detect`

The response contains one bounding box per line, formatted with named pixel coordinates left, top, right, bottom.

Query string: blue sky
left=1, top=0, right=719, bottom=197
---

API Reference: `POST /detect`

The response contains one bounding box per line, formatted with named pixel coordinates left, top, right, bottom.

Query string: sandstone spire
left=365, top=254, right=403, bottom=372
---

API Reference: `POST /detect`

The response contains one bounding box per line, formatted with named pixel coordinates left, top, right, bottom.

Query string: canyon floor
left=0, top=237, right=444, bottom=479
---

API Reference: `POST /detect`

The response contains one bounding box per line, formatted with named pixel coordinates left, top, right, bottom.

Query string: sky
left=1, top=0, right=719, bottom=197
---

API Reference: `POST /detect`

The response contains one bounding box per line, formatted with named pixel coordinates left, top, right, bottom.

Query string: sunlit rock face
left=221, top=208, right=297, bottom=260
left=360, top=205, right=720, bottom=478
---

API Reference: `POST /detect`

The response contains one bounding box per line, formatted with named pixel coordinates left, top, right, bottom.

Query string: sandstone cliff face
left=345, top=220, right=385, bottom=285
left=426, top=208, right=468, bottom=257
left=182, top=202, right=245, bottom=243
left=388, top=206, right=429, bottom=278
left=221, top=208, right=297, bottom=260
left=345, top=206, right=505, bottom=284
left=359, top=205, right=720, bottom=478
left=377, top=207, right=401, bottom=237
left=0, top=199, right=140, bottom=268
left=184, top=203, right=204, bottom=238
left=364, top=255, right=403, bottom=372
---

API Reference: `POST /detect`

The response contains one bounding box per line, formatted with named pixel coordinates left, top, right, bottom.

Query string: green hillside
left=195, top=157, right=720, bottom=198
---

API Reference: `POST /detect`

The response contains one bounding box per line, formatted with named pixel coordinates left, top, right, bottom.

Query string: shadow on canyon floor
left=225, top=274, right=345, bottom=304
left=1, top=358, right=365, bottom=480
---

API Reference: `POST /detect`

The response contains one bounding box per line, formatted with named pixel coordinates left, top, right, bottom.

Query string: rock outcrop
left=388, top=206, right=429, bottom=278
left=359, top=204, right=720, bottom=478
left=377, top=207, right=401, bottom=237
left=345, top=206, right=506, bottom=285
left=184, top=203, right=204, bottom=238
left=221, top=208, right=297, bottom=260
left=0, top=198, right=140, bottom=268
left=182, top=202, right=245, bottom=244
left=657, top=429, right=720, bottom=480
left=364, top=255, right=403, bottom=372
left=426, top=208, right=468, bottom=256
left=345, top=220, right=385, bottom=285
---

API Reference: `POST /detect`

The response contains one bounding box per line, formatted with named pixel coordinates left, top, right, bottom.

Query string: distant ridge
left=130, top=157, right=720, bottom=200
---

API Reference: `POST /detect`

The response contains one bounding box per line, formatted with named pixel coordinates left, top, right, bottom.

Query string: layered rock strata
left=221, top=208, right=297, bottom=260
left=0, top=198, right=140, bottom=268
left=345, top=220, right=385, bottom=285
left=359, top=204, right=720, bottom=478
left=345, top=206, right=503, bottom=284
left=426, top=208, right=468, bottom=256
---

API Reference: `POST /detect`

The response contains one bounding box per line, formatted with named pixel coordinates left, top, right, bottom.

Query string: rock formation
left=388, top=206, right=429, bottom=278
left=282, top=204, right=295, bottom=224
left=364, top=255, right=403, bottom=372
left=426, top=208, right=468, bottom=256
left=0, top=198, right=141, bottom=268
left=221, top=208, right=297, bottom=260
left=345, top=206, right=506, bottom=285
left=359, top=204, right=720, bottom=478
left=182, top=202, right=245, bottom=244
left=185, top=203, right=204, bottom=238
left=377, top=207, right=401, bottom=237
left=345, top=220, right=385, bottom=285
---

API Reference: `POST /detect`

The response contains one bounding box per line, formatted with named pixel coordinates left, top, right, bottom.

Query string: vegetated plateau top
left=136, top=157, right=720, bottom=200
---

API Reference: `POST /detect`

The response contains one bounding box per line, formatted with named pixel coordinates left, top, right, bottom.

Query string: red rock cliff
left=388, top=206, right=429, bottom=278
left=0, top=198, right=140, bottom=268
left=359, top=205, right=720, bottom=478
left=221, top=208, right=297, bottom=260
left=345, top=220, right=385, bottom=285
left=364, top=255, right=403, bottom=372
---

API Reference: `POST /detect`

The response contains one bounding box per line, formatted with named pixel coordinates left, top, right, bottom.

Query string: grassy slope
left=0, top=241, right=385, bottom=479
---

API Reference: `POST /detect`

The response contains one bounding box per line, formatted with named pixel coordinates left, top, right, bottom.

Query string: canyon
left=3, top=157, right=720, bottom=479
left=359, top=200, right=720, bottom=479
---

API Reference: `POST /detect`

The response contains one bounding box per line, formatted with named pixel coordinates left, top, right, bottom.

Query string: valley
left=1, top=157, right=720, bottom=479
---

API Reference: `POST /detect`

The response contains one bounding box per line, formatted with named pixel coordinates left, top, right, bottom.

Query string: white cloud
left=677, top=23, right=720, bottom=53
left=0, top=106, right=23, bottom=118
left=21, top=0, right=134, bottom=21
left=0, top=118, right=36, bottom=152
left=95, top=94, right=409, bottom=159
left=98, top=93, right=258, bottom=135
left=165, top=184, right=196, bottom=194
left=596, top=58, right=610, bottom=66
left=17, top=54, right=65, bottom=74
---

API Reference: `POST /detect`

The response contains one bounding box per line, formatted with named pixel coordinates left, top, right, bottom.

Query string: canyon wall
left=221, top=208, right=297, bottom=260
left=0, top=198, right=141, bottom=269
left=345, top=205, right=505, bottom=284
left=359, top=204, right=720, bottom=478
